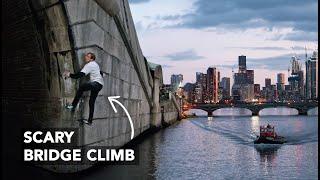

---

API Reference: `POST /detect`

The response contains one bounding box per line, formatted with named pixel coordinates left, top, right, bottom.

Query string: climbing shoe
left=65, top=105, right=75, bottom=111
left=82, top=119, right=92, bottom=126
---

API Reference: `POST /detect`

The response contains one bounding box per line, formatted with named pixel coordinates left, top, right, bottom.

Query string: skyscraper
left=305, top=51, right=318, bottom=100
left=317, top=52, right=318, bottom=99
left=200, top=73, right=208, bottom=101
left=194, top=85, right=202, bottom=103
left=241, top=84, right=255, bottom=102
left=254, top=84, right=261, bottom=98
left=195, top=72, right=207, bottom=103
left=265, top=78, right=271, bottom=89
left=234, top=72, right=247, bottom=85
left=246, top=70, right=254, bottom=84
left=288, top=55, right=304, bottom=100
left=196, top=72, right=202, bottom=82
left=239, top=55, right=246, bottom=73
left=184, top=83, right=196, bottom=103
left=221, top=77, right=231, bottom=99
left=297, top=71, right=304, bottom=98
left=207, top=67, right=219, bottom=103
left=232, top=55, right=255, bottom=102
left=277, top=73, right=285, bottom=84
left=291, top=56, right=301, bottom=74
left=277, top=73, right=285, bottom=91
left=171, top=74, right=183, bottom=92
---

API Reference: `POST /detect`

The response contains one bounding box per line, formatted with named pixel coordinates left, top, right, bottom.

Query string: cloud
left=128, top=0, right=151, bottom=4
left=228, top=46, right=288, bottom=51
left=215, top=54, right=291, bottom=71
left=282, top=31, right=318, bottom=41
left=246, top=53, right=306, bottom=70
left=157, top=0, right=317, bottom=40
left=215, top=54, right=307, bottom=71
left=227, top=45, right=318, bottom=53
left=162, top=64, right=174, bottom=68
left=164, top=49, right=205, bottom=61
left=291, top=46, right=306, bottom=51
left=157, top=14, right=182, bottom=21
left=291, top=45, right=317, bottom=51
left=215, top=64, right=237, bottom=69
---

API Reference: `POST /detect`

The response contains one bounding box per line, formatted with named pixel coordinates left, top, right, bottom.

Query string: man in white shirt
left=64, top=52, right=104, bottom=125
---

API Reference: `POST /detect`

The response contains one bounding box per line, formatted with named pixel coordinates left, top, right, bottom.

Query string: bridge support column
left=208, top=111, right=213, bottom=117
left=247, top=107, right=260, bottom=116
left=298, top=109, right=308, bottom=115
left=251, top=110, right=259, bottom=116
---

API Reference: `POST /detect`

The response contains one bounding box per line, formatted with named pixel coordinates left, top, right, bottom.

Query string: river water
left=24, top=109, right=318, bottom=180
left=77, top=109, right=318, bottom=180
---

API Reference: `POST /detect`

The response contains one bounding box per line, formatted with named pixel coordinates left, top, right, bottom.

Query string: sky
left=128, top=0, right=318, bottom=86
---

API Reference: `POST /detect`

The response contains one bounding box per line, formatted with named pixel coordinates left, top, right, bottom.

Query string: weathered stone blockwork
left=63, top=0, right=153, bottom=147
left=2, top=0, right=180, bottom=173
left=161, top=100, right=180, bottom=125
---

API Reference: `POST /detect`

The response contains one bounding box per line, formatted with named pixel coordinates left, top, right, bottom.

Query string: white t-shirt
left=81, top=61, right=104, bottom=86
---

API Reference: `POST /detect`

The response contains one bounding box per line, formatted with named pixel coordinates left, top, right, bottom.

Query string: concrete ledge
left=93, top=0, right=120, bottom=17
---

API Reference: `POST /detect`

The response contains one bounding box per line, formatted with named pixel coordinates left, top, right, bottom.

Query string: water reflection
left=255, top=144, right=281, bottom=177
left=251, top=116, right=260, bottom=134
left=254, top=144, right=281, bottom=163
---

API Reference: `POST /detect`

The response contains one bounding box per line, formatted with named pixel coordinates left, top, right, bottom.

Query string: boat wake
left=280, top=130, right=318, bottom=145
left=189, top=118, right=318, bottom=146
left=190, top=119, right=255, bottom=145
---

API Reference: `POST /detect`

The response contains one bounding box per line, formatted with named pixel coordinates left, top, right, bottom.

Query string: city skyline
left=128, top=0, right=318, bottom=86
left=176, top=52, right=318, bottom=103
left=169, top=53, right=315, bottom=87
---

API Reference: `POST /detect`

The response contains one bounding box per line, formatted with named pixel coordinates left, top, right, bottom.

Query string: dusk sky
left=128, top=0, right=318, bottom=86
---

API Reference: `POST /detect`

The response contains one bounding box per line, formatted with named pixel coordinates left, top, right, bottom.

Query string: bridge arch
left=259, top=107, right=299, bottom=116
left=185, top=108, right=208, bottom=116
left=212, top=107, right=252, bottom=116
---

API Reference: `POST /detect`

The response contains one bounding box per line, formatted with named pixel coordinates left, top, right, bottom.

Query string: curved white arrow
left=108, top=96, right=134, bottom=140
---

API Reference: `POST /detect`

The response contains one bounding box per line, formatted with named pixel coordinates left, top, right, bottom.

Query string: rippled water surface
left=84, top=115, right=318, bottom=180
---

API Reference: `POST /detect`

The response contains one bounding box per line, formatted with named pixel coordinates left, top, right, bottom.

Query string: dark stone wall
left=3, top=0, right=50, bottom=124
left=2, top=0, right=77, bottom=128
left=2, top=0, right=77, bottom=177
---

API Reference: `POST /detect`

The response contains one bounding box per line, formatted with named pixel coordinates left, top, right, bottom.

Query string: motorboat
left=254, top=124, right=286, bottom=144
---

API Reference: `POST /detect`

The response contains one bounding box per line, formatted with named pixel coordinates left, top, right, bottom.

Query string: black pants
left=72, top=82, right=103, bottom=123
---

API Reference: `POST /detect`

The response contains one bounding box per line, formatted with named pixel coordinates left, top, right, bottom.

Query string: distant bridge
left=185, top=102, right=318, bottom=116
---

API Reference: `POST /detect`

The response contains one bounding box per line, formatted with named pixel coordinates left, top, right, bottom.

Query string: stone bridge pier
left=2, top=0, right=181, bottom=173
left=245, top=107, right=261, bottom=116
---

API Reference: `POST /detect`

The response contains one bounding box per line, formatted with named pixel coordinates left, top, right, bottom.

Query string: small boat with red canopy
left=254, top=124, right=286, bottom=144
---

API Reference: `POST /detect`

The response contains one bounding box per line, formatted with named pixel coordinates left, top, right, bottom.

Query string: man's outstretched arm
left=70, top=72, right=85, bottom=79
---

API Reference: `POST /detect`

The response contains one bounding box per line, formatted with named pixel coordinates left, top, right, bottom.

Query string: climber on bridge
left=63, top=52, right=104, bottom=125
